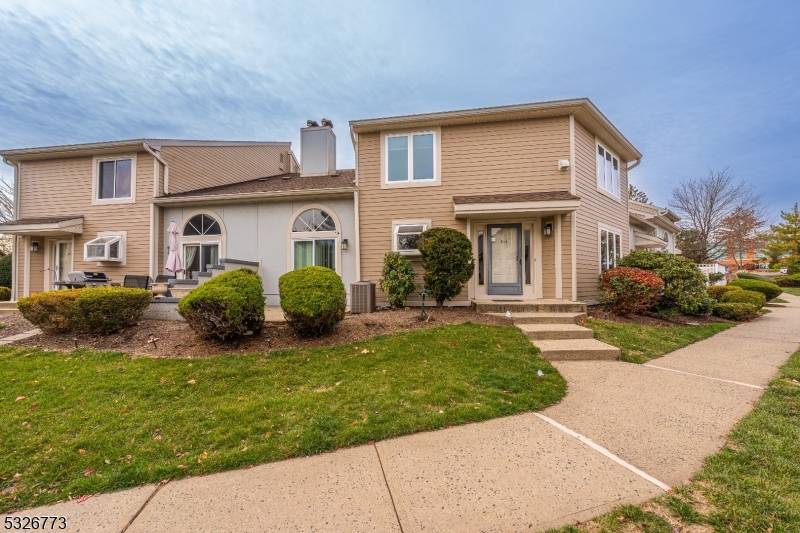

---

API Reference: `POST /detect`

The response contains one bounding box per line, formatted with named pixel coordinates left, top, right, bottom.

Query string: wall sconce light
left=30, top=241, right=39, bottom=252
left=341, top=239, right=348, bottom=251
left=543, top=223, right=553, bottom=237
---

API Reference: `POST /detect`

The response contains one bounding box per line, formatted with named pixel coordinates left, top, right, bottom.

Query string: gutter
left=626, top=159, right=641, bottom=172
left=142, top=141, right=170, bottom=194
left=151, top=186, right=358, bottom=206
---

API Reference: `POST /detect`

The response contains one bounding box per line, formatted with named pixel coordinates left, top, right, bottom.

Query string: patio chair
left=122, top=275, right=153, bottom=289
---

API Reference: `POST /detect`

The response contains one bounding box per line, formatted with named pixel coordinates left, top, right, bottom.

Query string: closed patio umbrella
left=165, top=221, right=183, bottom=273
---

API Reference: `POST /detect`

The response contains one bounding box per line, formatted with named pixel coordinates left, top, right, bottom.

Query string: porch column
left=554, top=214, right=562, bottom=299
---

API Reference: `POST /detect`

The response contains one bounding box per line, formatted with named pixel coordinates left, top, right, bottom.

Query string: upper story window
left=596, top=143, right=620, bottom=197
left=93, top=155, right=136, bottom=205
left=382, top=129, right=440, bottom=188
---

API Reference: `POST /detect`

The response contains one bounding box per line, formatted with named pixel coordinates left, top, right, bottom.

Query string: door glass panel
left=184, top=245, right=200, bottom=279
left=600, top=230, right=608, bottom=271
left=314, top=239, right=336, bottom=270
left=490, top=226, right=520, bottom=284
left=201, top=244, right=219, bottom=271
left=57, top=243, right=69, bottom=281
left=477, top=231, right=484, bottom=285
left=524, top=229, right=531, bottom=285
left=294, top=241, right=313, bottom=269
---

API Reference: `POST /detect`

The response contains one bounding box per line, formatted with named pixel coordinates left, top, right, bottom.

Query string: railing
left=698, top=263, right=727, bottom=286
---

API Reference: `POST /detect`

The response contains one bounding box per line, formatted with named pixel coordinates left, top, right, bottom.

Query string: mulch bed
left=0, top=314, right=37, bottom=339
left=11, top=307, right=510, bottom=358
left=586, top=305, right=733, bottom=327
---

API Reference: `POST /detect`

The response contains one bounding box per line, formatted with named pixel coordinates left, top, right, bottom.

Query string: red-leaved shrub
left=598, top=267, right=665, bottom=316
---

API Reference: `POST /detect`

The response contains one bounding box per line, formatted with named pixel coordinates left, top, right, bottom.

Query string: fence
left=698, top=263, right=727, bottom=286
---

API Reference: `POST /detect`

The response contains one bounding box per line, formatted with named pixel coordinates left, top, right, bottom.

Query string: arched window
left=181, top=213, right=223, bottom=279
left=291, top=207, right=338, bottom=271
left=183, top=213, right=221, bottom=236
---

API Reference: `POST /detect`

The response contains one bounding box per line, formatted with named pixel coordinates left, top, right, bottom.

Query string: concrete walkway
left=0, top=328, right=41, bottom=345
left=4, top=295, right=800, bottom=532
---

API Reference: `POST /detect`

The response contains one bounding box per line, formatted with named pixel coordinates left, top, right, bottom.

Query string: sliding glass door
left=293, top=239, right=336, bottom=271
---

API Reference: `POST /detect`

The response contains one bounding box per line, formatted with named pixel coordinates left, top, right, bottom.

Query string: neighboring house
left=349, top=98, right=642, bottom=304
left=628, top=200, right=680, bottom=254
left=717, top=248, right=770, bottom=270
left=0, top=123, right=358, bottom=305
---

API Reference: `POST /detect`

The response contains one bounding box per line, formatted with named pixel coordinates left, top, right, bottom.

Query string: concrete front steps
left=476, top=299, right=620, bottom=361
left=0, top=301, right=19, bottom=315
left=168, top=258, right=260, bottom=298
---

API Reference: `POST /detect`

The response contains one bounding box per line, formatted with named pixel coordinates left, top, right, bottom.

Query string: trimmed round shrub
left=279, top=266, right=345, bottom=337
left=379, top=252, right=418, bottom=309
left=735, top=272, right=778, bottom=285
left=707, top=285, right=742, bottom=300
left=417, top=227, right=475, bottom=307
left=617, top=250, right=708, bottom=315
left=713, top=302, right=760, bottom=321
left=776, top=273, right=800, bottom=287
left=0, top=286, right=10, bottom=301
left=728, top=279, right=783, bottom=301
left=597, top=267, right=664, bottom=316
left=720, top=289, right=766, bottom=309
left=179, top=268, right=266, bottom=341
left=18, top=287, right=151, bottom=334
left=0, top=254, right=11, bottom=288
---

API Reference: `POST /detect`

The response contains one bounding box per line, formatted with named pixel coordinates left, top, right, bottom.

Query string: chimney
left=300, top=119, right=336, bottom=176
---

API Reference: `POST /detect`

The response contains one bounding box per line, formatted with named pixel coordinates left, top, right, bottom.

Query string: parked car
left=780, top=267, right=788, bottom=274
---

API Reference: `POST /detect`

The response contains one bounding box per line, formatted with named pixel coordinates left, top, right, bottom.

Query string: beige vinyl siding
left=17, top=152, right=156, bottom=291
left=160, top=145, right=290, bottom=194
left=540, top=216, right=556, bottom=298
left=561, top=212, right=574, bottom=298
left=573, top=120, right=630, bottom=301
left=16, top=237, right=25, bottom=297
left=358, top=116, right=572, bottom=303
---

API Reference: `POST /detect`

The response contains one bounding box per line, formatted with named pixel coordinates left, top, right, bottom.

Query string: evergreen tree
left=770, top=203, right=800, bottom=256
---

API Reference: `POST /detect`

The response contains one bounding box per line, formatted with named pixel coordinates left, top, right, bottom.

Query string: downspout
left=626, top=159, right=641, bottom=172
left=350, top=127, right=361, bottom=282
left=142, top=141, right=169, bottom=195
left=2, top=157, right=19, bottom=301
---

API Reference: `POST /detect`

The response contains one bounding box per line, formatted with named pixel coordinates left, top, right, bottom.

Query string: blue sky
left=1, top=0, right=798, bottom=216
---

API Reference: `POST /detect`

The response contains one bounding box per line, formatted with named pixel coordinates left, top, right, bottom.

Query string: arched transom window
left=183, top=214, right=222, bottom=236
left=291, top=208, right=338, bottom=271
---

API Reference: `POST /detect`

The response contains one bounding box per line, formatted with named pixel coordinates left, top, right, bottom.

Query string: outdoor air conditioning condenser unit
left=350, top=281, right=376, bottom=314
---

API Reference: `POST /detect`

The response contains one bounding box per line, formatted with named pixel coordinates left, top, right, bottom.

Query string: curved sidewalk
left=4, top=295, right=800, bottom=532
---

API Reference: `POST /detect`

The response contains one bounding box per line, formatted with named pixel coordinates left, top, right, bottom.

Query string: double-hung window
left=599, top=228, right=622, bottom=271
left=384, top=130, right=438, bottom=185
left=93, top=155, right=136, bottom=204
left=596, top=143, right=620, bottom=197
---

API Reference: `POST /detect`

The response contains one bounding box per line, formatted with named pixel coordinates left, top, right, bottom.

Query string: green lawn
left=582, top=318, right=733, bottom=363
left=547, top=347, right=800, bottom=532
left=780, top=287, right=800, bottom=296
left=0, top=323, right=565, bottom=512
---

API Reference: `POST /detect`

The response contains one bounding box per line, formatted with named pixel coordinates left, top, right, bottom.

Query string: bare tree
left=669, top=167, right=767, bottom=262
left=720, top=207, right=767, bottom=270
left=0, top=177, right=14, bottom=255
left=628, top=184, right=651, bottom=204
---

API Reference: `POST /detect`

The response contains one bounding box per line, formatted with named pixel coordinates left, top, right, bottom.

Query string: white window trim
left=594, top=139, right=621, bottom=201
left=182, top=241, right=221, bottom=276
left=91, top=154, right=137, bottom=205
left=176, top=210, right=227, bottom=278
left=380, top=127, right=441, bottom=189
left=597, top=223, right=624, bottom=273
left=285, top=204, right=343, bottom=274
left=391, top=218, right=431, bottom=256
left=85, top=230, right=127, bottom=265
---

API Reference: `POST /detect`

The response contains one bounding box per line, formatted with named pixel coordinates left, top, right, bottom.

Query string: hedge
left=597, top=267, right=664, bottom=316
left=279, top=266, right=346, bottom=337
left=727, top=279, right=783, bottom=301
left=713, top=302, right=760, bottom=321
left=734, top=272, right=778, bottom=284
left=178, top=268, right=265, bottom=341
left=0, top=287, right=10, bottom=301
left=0, top=254, right=11, bottom=288
left=706, top=285, right=742, bottom=300
left=18, top=287, right=152, bottom=334
left=776, top=274, right=800, bottom=287
left=720, top=289, right=766, bottom=309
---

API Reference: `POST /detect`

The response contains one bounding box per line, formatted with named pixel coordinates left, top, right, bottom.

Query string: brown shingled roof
left=165, top=169, right=355, bottom=199
left=452, top=191, right=580, bottom=204
left=0, top=215, right=83, bottom=226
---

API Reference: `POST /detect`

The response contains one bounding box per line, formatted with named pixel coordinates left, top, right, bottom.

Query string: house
left=628, top=200, right=680, bottom=254
left=0, top=124, right=358, bottom=305
left=349, top=98, right=642, bottom=304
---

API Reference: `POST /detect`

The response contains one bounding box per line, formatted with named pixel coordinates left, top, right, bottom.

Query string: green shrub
left=713, top=302, right=760, bottom=321
left=707, top=272, right=725, bottom=284
left=617, top=250, right=708, bottom=315
left=18, top=287, right=151, bottom=334
left=18, top=290, right=82, bottom=333
left=179, top=268, right=265, bottom=341
left=776, top=273, right=800, bottom=287
left=720, top=289, right=766, bottom=309
left=735, top=271, right=778, bottom=284
left=279, top=266, right=345, bottom=337
left=379, top=252, right=418, bottom=309
left=0, top=287, right=10, bottom=301
left=707, top=285, right=742, bottom=300
left=787, top=256, right=800, bottom=275
left=597, top=267, right=664, bottom=316
left=728, top=279, right=783, bottom=301
left=417, top=227, right=475, bottom=307
left=0, top=254, right=11, bottom=288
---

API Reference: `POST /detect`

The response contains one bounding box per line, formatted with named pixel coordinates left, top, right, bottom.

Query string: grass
left=582, top=318, right=734, bottom=363
left=771, top=297, right=789, bottom=303
left=780, top=287, right=800, bottom=296
left=0, top=322, right=565, bottom=512
left=546, top=346, right=800, bottom=532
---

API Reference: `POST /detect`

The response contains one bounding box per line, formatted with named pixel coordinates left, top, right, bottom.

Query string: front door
left=51, top=240, right=71, bottom=286
left=487, top=224, right=522, bottom=295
